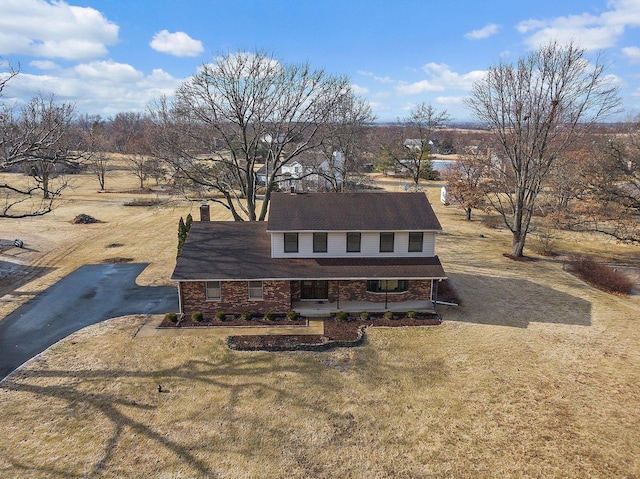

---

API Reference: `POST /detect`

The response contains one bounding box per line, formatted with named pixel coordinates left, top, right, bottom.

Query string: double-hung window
left=313, top=232, right=328, bottom=253
left=248, top=281, right=263, bottom=300
left=408, top=232, right=423, bottom=252
left=346, top=232, right=361, bottom=253
left=206, top=281, right=221, bottom=300
left=284, top=233, right=298, bottom=253
left=379, top=232, right=395, bottom=252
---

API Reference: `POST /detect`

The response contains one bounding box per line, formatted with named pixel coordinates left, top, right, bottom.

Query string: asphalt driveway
left=0, top=263, right=178, bottom=381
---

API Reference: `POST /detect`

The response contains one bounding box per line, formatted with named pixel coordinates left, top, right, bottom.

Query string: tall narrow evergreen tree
left=177, top=217, right=187, bottom=258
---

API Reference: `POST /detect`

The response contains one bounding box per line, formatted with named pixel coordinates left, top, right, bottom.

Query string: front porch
left=292, top=299, right=437, bottom=318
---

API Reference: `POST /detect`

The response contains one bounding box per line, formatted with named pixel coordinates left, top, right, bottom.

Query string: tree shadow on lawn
left=442, top=272, right=591, bottom=328
left=0, top=353, right=344, bottom=478
left=0, top=260, right=54, bottom=298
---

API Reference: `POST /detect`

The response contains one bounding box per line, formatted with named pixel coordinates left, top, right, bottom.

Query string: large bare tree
left=150, top=51, right=354, bottom=220
left=316, top=93, right=376, bottom=191
left=78, top=115, right=111, bottom=191
left=380, top=103, right=450, bottom=190
left=1, top=84, right=77, bottom=217
left=570, top=122, right=640, bottom=242
left=465, top=41, right=620, bottom=257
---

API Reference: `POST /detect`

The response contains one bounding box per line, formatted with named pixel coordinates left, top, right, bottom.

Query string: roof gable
left=267, top=192, right=442, bottom=231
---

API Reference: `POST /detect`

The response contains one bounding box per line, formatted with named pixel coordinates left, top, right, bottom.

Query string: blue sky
left=1, top=0, right=639, bottom=122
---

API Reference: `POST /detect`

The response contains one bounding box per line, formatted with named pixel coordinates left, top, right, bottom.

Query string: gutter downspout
left=177, top=282, right=184, bottom=315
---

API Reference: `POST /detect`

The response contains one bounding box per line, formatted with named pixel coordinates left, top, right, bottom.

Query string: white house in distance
left=256, top=151, right=345, bottom=191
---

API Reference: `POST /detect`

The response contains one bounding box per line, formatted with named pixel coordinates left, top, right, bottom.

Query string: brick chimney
left=199, top=201, right=210, bottom=221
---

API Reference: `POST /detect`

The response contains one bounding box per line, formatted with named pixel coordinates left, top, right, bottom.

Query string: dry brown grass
left=0, top=174, right=639, bottom=478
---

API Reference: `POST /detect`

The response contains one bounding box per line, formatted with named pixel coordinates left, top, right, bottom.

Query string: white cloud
left=435, top=96, right=465, bottom=105
left=465, top=23, right=500, bottom=40
left=2, top=61, right=183, bottom=116
left=517, top=0, right=640, bottom=51
left=74, top=60, right=142, bottom=82
left=150, top=30, right=204, bottom=57
left=358, top=70, right=395, bottom=84
left=350, top=83, right=369, bottom=95
left=622, top=45, right=640, bottom=63
left=30, top=60, right=59, bottom=71
left=0, top=0, right=118, bottom=60
left=396, top=79, right=443, bottom=95
left=396, top=63, right=486, bottom=95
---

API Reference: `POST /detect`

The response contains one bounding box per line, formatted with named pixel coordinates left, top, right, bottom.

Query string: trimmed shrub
left=165, top=312, right=178, bottom=323
left=264, top=311, right=275, bottom=320
left=383, top=311, right=394, bottom=320
left=335, top=310, right=349, bottom=322
left=214, top=311, right=226, bottom=321
left=240, top=311, right=253, bottom=321
left=406, top=310, right=418, bottom=319
left=359, top=311, right=370, bottom=320
left=566, top=255, right=634, bottom=295
left=191, top=311, right=204, bottom=322
left=286, top=310, right=298, bottom=320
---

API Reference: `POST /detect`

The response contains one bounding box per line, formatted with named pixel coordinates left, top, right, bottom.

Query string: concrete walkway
left=135, top=315, right=325, bottom=337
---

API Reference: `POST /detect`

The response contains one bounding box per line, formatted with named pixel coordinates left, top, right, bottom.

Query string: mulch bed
left=158, top=315, right=306, bottom=329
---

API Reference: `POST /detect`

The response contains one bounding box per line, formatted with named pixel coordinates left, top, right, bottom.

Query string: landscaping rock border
left=226, top=326, right=366, bottom=352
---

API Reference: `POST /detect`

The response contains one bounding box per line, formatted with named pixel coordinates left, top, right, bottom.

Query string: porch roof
left=172, top=221, right=446, bottom=282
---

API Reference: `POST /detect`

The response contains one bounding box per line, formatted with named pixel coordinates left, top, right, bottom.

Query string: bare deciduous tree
left=150, top=51, right=354, bottom=220
left=380, top=103, right=450, bottom=190
left=19, top=95, right=78, bottom=199
left=316, top=93, right=376, bottom=191
left=79, top=115, right=111, bottom=191
left=567, top=122, right=640, bottom=242
left=444, top=144, right=488, bottom=220
left=465, top=41, right=621, bottom=257
left=1, top=82, right=77, bottom=217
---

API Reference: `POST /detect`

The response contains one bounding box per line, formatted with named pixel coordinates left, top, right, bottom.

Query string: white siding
left=271, top=231, right=437, bottom=258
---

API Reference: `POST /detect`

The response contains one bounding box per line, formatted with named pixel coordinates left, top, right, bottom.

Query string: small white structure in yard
left=440, top=186, right=448, bottom=205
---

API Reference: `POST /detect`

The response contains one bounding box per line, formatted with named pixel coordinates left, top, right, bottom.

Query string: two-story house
left=171, top=191, right=447, bottom=317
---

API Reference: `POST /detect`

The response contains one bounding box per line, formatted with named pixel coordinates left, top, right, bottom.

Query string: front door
left=300, top=280, right=329, bottom=300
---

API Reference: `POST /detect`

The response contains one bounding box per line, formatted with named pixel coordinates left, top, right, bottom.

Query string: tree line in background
left=1, top=44, right=637, bottom=256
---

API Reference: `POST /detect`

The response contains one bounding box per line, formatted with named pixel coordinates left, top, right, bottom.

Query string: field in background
left=0, top=168, right=639, bottom=478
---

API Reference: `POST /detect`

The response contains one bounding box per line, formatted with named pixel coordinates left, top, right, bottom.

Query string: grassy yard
left=0, top=173, right=639, bottom=478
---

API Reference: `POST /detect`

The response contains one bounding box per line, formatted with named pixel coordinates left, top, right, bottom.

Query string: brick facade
left=180, top=280, right=292, bottom=317
left=180, top=279, right=433, bottom=317
left=332, top=279, right=432, bottom=303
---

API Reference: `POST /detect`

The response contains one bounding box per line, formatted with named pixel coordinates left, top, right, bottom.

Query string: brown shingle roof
left=171, top=222, right=446, bottom=282
left=266, top=192, right=442, bottom=231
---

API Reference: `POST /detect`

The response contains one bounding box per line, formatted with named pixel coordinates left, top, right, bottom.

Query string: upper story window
left=206, top=281, right=221, bottom=301
left=313, top=232, right=328, bottom=253
left=408, top=232, right=424, bottom=252
left=284, top=232, right=299, bottom=253
left=248, top=281, right=264, bottom=300
left=379, top=232, right=395, bottom=252
left=346, top=232, right=361, bottom=253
